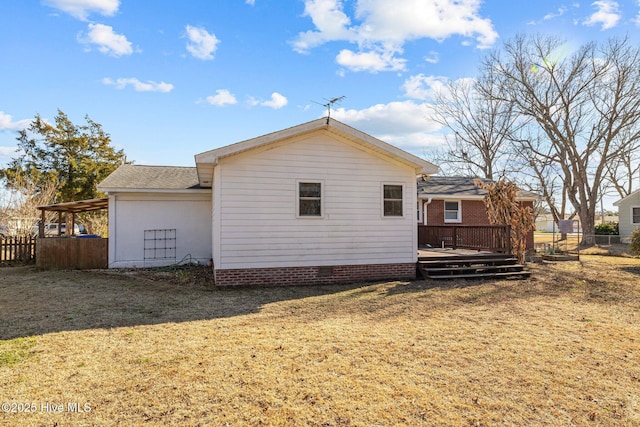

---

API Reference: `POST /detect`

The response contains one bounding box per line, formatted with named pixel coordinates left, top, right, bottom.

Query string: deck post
left=452, top=226, right=458, bottom=249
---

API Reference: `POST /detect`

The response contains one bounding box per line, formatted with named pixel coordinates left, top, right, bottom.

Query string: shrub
left=594, top=222, right=619, bottom=235
left=630, top=227, right=640, bottom=256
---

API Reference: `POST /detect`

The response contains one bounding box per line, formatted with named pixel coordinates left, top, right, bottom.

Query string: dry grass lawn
left=1, top=257, right=639, bottom=426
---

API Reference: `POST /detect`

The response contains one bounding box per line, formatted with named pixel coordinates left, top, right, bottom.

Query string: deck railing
left=418, top=225, right=511, bottom=254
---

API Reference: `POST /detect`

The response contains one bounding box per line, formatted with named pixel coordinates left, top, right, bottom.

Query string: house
left=613, top=189, right=640, bottom=243
left=98, top=118, right=438, bottom=286
left=417, top=176, right=538, bottom=250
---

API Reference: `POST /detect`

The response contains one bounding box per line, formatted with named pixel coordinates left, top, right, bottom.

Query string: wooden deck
left=417, top=249, right=530, bottom=280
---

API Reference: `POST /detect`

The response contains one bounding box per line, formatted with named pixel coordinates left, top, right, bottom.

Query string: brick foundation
left=214, top=263, right=417, bottom=287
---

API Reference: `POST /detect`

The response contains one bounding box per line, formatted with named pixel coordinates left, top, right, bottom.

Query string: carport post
left=39, top=210, right=45, bottom=238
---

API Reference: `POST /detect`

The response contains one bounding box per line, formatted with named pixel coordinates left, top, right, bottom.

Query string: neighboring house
left=417, top=176, right=538, bottom=250
left=99, top=118, right=438, bottom=286
left=613, top=189, right=640, bottom=243
left=534, top=214, right=618, bottom=234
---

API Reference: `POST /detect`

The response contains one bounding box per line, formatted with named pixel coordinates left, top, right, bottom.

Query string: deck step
left=422, top=264, right=526, bottom=274
left=426, top=270, right=531, bottom=280
left=418, top=253, right=513, bottom=260
left=416, top=253, right=531, bottom=280
left=418, top=258, right=518, bottom=266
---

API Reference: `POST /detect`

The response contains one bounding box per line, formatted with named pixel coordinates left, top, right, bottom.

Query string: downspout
left=423, top=197, right=432, bottom=225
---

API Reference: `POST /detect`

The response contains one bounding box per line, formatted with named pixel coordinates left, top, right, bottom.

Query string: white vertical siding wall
left=212, top=132, right=418, bottom=269
left=108, top=192, right=212, bottom=268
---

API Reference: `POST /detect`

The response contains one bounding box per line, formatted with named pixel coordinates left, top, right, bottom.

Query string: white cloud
left=78, top=23, right=134, bottom=57
left=402, top=74, right=450, bottom=101
left=292, top=0, right=498, bottom=73
left=543, top=6, right=568, bottom=21
left=292, top=0, right=356, bottom=53
left=245, top=0, right=255, bottom=5
left=0, top=146, right=18, bottom=157
left=330, top=101, right=444, bottom=152
left=0, top=112, right=31, bottom=131
left=336, top=48, right=406, bottom=73
left=424, top=51, right=439, bottom=64
left=260, top=92, right=288, bottom=109
left=583, top=0, right=621, bottom=30
left=0, top=146, right=19, bottom=167
left=205, top=89, right=238, bottom=106
left=43, top=0, right=119, bottom=20
left=185, top=25, right=220, bottom=60
left=102, top=77, right=174, bottom=92
left=247, top=93, right=288, bottom=109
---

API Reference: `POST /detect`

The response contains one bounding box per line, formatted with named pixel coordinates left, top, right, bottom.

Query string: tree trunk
left=580, top=212, right=596, bottom=246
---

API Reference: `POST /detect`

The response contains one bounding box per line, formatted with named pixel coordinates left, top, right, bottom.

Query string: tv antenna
left=313, top=96, right=346, bottom=124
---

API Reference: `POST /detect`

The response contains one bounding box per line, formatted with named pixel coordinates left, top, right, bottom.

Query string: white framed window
left=444, top=200, right=461, bottom=223
left=632, top=206, right=640, bottom=224
left=383, top=184, right=404, bottom=217
left=297, top=181, right=323, bottom=218
left=417, top=201, right=422, bottom=223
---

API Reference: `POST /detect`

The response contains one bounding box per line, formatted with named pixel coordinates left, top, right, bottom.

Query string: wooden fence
left=36, top=237, right=108, bottom=269
left=418, top=225, right=511, bottom=254
left=0, top=236, right=37, bottom=263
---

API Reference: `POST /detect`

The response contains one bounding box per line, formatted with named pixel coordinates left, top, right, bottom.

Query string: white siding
left=213, top=132, right=418, bottom=269
left=617, top=192, right=640, bottom=240
left=108, top=192, right=212, bottom=268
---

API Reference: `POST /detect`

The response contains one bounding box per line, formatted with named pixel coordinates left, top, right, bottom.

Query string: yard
left=1, top=256, right=639, bottom=426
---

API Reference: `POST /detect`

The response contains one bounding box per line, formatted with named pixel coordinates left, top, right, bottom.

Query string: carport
left=36, top=198, right=109, bottom=269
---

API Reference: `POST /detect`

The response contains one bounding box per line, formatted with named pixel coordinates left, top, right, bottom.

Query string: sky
left=1, top=0, right=640, bottom=200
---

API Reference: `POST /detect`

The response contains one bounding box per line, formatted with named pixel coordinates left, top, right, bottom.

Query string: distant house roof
left=613, top=188, right=640, bottom=206
left=98, top=165, right=203, bottom=193
left=194, top=117, right=439, bottom=188
left=417, top=176, right=539, bottom=201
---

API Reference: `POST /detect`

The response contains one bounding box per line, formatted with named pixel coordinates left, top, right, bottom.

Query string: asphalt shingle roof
left=98, top=165, right=202, bottom=190
left=418, top=176, right=538, bottom=200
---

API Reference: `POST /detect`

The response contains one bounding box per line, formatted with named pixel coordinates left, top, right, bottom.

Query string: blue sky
left=1, top=0, right=639, bottom=175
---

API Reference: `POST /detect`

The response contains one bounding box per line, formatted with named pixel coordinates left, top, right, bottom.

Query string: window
left=383, top=184, right=403, bottom=217
left=298, top=182, right=322, bottom=217
left=444, top=200, right=461, bottom=223
left=633, top=207, right=640, bottom=224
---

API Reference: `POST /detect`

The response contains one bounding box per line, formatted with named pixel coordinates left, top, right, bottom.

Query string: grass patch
left=0, top=337, right=37, bottom=367
left=0, top=257, right=639, bottom=425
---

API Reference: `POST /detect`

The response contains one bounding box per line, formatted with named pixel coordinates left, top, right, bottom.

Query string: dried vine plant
left=474, top=179, right=535, bottom=264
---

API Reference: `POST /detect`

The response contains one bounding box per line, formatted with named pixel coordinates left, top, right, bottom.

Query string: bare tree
left=0, top=175, right=57, bottom=237
left=602, top=127, right=640, bottom=199
left=515, top=131, right=577, bottom=237
left=431, top=70, right=522, bottom=180
left=482, top=35, right=640, bottom=244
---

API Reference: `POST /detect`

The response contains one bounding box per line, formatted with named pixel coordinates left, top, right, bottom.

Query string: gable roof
left=98, top=165, right=203, bottom=193
left=613, top=188, right=640, bottom=206
left=194, top=117, right=438, bottom=187
left=418, top=176, right=539, bottom=201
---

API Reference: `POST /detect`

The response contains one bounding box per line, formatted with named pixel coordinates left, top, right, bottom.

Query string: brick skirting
left=214, top=263, right=417, bottom=287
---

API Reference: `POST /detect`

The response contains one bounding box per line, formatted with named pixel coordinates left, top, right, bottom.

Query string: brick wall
left=425, top=200, right=490, bottom=226
left=214, top=263, right=416, bottom=287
